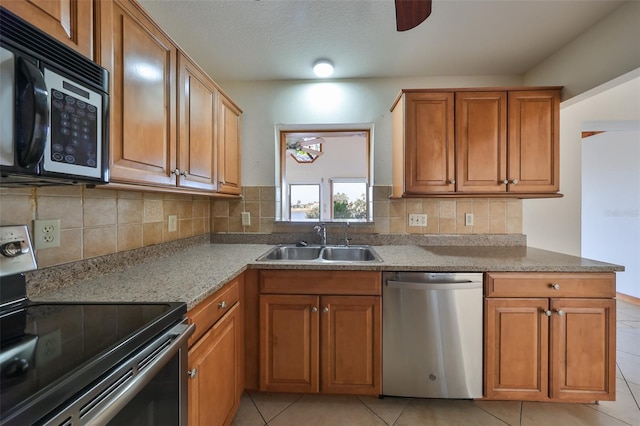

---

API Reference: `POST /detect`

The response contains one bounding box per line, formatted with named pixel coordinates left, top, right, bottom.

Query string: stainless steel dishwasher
left=382, top=272, right=483, bottom=399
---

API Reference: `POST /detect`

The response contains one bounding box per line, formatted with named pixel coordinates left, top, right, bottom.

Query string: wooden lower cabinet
left=258, top=270, right=381, bottom=395
left=188, top=277, right=243, bottom=426
left=484, top=272, right=616, bottom=402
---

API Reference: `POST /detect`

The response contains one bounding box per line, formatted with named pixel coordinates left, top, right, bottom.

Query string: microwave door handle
left=16, top=57, right=49, bottom=168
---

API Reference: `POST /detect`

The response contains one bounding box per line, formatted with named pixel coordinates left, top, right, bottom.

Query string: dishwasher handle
left=386, top=280, right=482, bottom=291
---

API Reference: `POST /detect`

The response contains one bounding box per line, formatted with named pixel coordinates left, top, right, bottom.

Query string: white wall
left=523, top=70, right=640, bottom=255
left=524, top=0, right=640, bottom=99
left=582, top=125, right=639, bottom=298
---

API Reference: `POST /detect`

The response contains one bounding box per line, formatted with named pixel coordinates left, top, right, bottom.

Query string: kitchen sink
left=256, top=244, right=383, bottom=263
left=257, top=246, right=322, bottom=260
left=320, top=246, right=379, bottom=261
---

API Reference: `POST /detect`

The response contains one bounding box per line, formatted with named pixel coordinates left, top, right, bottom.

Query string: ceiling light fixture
left=313, top=59, right=334, bottom=78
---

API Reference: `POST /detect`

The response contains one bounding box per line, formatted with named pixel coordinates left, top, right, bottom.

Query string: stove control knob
left=0, top=241, right=28, bottom=257
left=3, top=357, right=30, bottom=378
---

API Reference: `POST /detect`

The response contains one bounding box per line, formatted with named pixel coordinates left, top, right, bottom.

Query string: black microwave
left=0, top=7, right=109, bottom=186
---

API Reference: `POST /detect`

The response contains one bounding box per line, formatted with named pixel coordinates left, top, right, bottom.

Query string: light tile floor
left=233, top=300, right=640, bottom=425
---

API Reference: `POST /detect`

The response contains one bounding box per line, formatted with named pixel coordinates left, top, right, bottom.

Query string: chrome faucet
left=314, top=223, right=327, bottom=246
left=343, top=222, right=350, bottom=247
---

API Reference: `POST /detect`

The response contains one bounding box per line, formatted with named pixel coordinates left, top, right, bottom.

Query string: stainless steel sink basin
left=256, top=244, right=383, bottom=263
left=320, top=246, right=379, bottom=261
left=257, top=246, right=322, bottom=260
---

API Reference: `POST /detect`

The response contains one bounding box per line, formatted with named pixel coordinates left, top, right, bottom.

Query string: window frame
left=276, top=126, right=373, bottom=222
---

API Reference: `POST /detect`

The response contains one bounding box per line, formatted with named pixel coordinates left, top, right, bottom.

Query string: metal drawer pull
left=311, top=307, right=318, bottom=313
left=551, top=283, right=560, bottom=290
left=556, top=309, right=565, bottom=316
left=544, top=310, right=552, bottom=317
left=218, top=301, right=227, bottom=309
left=502, top=179, right=509, bottom=185
left=188, top=368, right=198, bottom=379
left=322, top=307, right=329, bottom=313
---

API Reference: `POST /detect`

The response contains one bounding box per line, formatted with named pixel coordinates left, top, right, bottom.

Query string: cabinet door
left=456, top=92, right=507, bottom=193
left=1, top=0, right=93, bottom=58
left=321, top=295, right=381, bottom=395
left=404, top=92, right=455, bottom=193
left=259, top=294, right=319, bottom=393
left=550, top=298, right=616, bottom=401
left=218, top=94, right=242, bottom=195
left=484, top=298, right=549, bottom=400
left=188, top=303, right=240, bottom=426
left=98, top=0, right=177, bottom=186
left=178, top=53, right=218, bottom=191
left=507, top=90, right=560, bottom=193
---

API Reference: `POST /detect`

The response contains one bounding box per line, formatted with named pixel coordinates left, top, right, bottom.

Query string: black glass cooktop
left=0, top=301, right=185, bottom=424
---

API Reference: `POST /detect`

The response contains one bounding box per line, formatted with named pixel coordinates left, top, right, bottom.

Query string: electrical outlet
left=465, top=212, right=474, bottom=226
left=34, top=219, right=61, bottom=249
left=408, top=214, right=427, bottom=227
left=168, top=215, right=178, bottom=232
left=241, top=211, right=251, bottom=226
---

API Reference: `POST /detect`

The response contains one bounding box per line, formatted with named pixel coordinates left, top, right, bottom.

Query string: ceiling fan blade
left=299, top=147, right=323, bottom=157
left=395, top=0, right=432, bottom=32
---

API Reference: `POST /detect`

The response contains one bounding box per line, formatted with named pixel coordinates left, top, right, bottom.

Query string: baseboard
left=617, top=292, right=640, bottom=306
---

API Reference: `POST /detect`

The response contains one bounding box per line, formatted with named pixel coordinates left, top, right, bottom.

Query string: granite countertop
left=33, top=243, right=623, bottom=310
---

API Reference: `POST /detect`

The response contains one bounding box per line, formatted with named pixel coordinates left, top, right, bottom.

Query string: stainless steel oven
left=0, top=226, right=194, bottom=425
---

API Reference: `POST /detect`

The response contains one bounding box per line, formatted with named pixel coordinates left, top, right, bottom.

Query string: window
left=276, top=127, right=372, bottom=222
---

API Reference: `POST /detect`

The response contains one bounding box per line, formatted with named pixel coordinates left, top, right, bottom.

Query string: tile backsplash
left=0, top=186, right=210, bottom=268
left=1, top=184, right=522, bottom=269
left=211, top=185, right=523, bottom=235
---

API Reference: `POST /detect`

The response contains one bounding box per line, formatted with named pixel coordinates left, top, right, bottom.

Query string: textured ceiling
left=137, top=0, right=625, bottom=82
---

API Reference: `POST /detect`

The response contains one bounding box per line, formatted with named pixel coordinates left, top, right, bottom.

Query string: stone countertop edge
left=31, top=243, right=624, bottom=310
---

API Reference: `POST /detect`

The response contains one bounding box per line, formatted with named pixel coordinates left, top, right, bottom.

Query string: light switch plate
left=408, top=214, right=427, bottom=227
left=241, top=212, right=251, bottom=226
left=465, top=213, right=474, bottom=226
left=168, top=215, right=178, bottom=232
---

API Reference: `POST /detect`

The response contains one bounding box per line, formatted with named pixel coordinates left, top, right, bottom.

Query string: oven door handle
left=78, top=322, right=194, bottom=425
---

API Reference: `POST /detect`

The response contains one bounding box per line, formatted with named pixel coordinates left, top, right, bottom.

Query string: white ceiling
left=137, top=0, right=626, bottom=82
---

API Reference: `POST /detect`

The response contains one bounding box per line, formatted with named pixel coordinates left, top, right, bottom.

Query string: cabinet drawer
left=260, top=270, right=381, bottom=295
left=485, top=272, right=615, bottom=298
left=188, top=277, right=240, bottom=346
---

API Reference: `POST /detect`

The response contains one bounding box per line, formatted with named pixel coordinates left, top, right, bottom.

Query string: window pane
left=332, top=182, right=367, bottom=221
left=290, top=184, right=320, bottom=221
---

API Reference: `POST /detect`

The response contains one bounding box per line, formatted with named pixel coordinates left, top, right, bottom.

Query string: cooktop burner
left=0, top=300, right=186, bottom=424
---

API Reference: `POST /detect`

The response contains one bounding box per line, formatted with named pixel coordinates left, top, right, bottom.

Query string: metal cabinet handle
left=218, top=301, right=227, bottom=309
left=556, top=309, right=565, bottom=316
left=188, top=369, right=198, bottom=379
left=501, top=179, right=509, bottom=185
left=311, top=306, right=318, bottom=313
left=220, top=180, right=226, bottom=185
left=544, top=310, right=552, bottom=317
left=551, top=283, right=560, bottom=290
left=449, top=179, right=456, bottom=184
left=181, top=170, right=188, bottom=177
left=171, top=168, right=180, bottom=176
left=511, top=179, right=519, bottom=185
left=322, top=307, right=329, bottom=313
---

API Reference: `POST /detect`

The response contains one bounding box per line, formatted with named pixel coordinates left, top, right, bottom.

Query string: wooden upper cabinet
left=391, top=87, right=562, bottom=198
left=178, top=53, right=218, bottom=192
left=508, top=90, right=560, bottom=193
left=456, top=91, right=507, bottom=193
left=218, top=94, right=242, bottom=195
left=392, top=91, right=455, bottom=196
left=98, top=0, right=177, bottom=186
left=1, top=0, right=93, bottom=59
